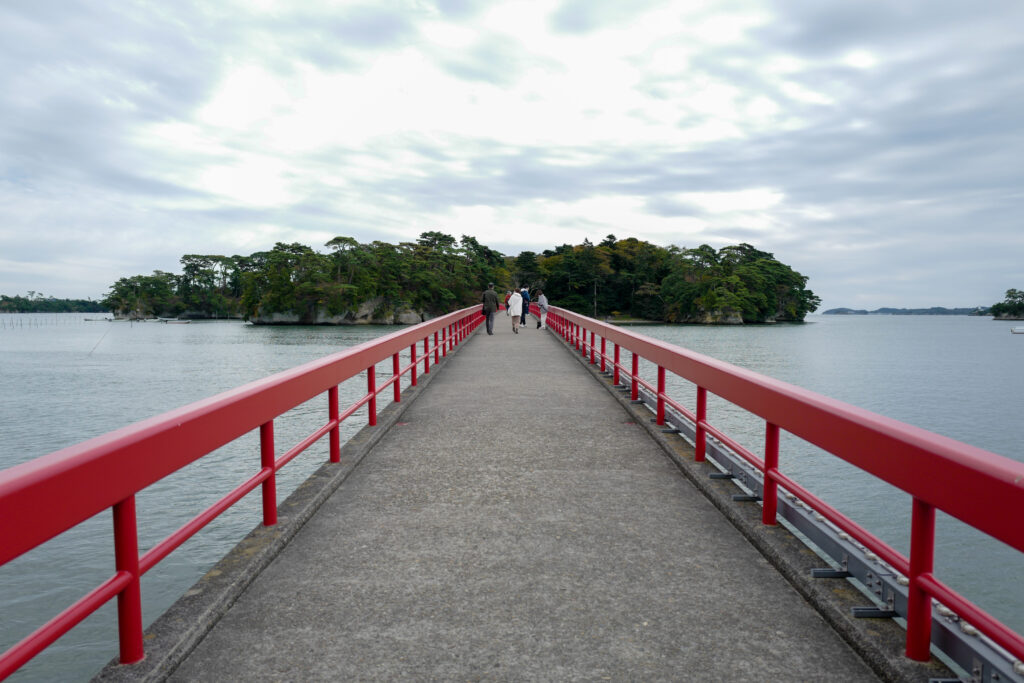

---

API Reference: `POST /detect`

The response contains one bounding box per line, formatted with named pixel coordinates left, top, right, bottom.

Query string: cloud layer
left=2, top=0, right=1022, bottom=308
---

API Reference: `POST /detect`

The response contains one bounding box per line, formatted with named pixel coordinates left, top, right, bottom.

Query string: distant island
left=823, top=307, right=990, bottom=316
left=0, top=293, right=106, bottom=313
left=96, top=236, right=821, bottom=325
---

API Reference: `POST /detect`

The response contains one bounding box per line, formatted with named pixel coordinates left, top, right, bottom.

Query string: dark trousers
left=485, top=311, right=495, bottom=334
left=520, top=307, right=528, bottom=325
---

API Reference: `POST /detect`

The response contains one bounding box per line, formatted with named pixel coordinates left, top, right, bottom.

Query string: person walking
left=536, top=289, right=549, bottom=329
left=481, top=283, right=499, bottom=335
left=507, top=288, right=523, bottom=334
left=519, top=287, right=530, bottom=327
left=504, top=290, right=512, bottom=316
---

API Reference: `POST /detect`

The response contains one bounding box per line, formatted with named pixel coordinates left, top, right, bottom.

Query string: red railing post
left=260, top=421, right=277, bottom=526
left=631, top=352, right=639, bottom=401
left=433, top=331, right=440, bottom=364
left=589, top=331, right=595, bottom=364
left=410, top=343, right=418, bottom=386
left=614, top=343, right=621, bottom=385
left=600, top=337, right=606, bottom=372
left=392, top=352, right=401, bottom=403
left=763, top=422, right=779, bottom=525
left=367, top=366, right=377, bottom=426
left=656, top=365, right=666, bottom=425
left=575, top=323, right=581, bottom=351
left=906, top=497, right=936, bottom=661
left=328, top=386, right=340, bottom=463
left=424, top=337, right=431, bottom=374
left=696, top=387, right=707, bottom=462
left=112, top=497, right=144, bottom=664
left=442, top=327, right=448, bottom=357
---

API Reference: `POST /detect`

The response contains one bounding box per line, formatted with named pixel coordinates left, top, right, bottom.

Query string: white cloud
left=1, top=0, right=1022, bottom=308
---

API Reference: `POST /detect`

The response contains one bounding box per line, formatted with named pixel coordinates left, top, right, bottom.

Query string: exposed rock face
left=250, top=296, right=426, bottom=325
left=394, top=309, right=424, bottom=324
left=690, top=310, right=744, bottom=324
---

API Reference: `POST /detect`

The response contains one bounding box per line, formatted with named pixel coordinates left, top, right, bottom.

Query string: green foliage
left=101, top=271, right=180, bottom=318
left=102, top=233, right=507, bottom=322
left=0, top=293, right=107, bottom=313
left=537, top=240, right=819, bottom=323
left=990, top=288, right=1024, bottom=318
left=100, top=234, right=818, bottom=324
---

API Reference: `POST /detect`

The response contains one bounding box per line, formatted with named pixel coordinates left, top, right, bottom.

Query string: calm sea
left=1, top=313, right=1021, bottom=680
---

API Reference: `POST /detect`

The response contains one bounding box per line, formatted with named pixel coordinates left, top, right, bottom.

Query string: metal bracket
left=709, top=472, right=736, bottom=480
left=732, top=494, right=761, bottom=502
left=812, top=568, right=852, bottom=579
left=852, top=606, right=897, bottom=619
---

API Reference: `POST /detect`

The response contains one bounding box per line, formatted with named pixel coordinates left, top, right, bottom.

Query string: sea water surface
left=1, top=312, right=1022, bottom=680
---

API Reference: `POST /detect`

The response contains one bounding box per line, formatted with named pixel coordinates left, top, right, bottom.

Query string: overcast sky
left=2, top=1, right=1022, bottom=310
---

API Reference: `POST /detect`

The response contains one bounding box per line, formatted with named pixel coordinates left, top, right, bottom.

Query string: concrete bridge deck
left=97, top=312, right=949, bottom=681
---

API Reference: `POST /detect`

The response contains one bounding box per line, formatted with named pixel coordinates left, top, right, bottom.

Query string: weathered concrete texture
left=99, top=315, right=937, bottom=681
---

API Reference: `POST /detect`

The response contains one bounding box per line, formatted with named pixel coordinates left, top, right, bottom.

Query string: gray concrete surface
left=97, top=312, right=952, bottom=682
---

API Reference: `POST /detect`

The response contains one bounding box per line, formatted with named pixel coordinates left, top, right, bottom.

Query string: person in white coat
left=507, top=289, right=523, bottom=334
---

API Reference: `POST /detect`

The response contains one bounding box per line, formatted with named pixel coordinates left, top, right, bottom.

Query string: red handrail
left=545, top=306, right=1024, bottom=663
left=0, top=307, right=483, bottom=679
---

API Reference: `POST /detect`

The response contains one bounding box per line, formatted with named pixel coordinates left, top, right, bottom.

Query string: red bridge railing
left=544, top=305, right=1024, bottom=666
left=0, top=307, right=483, bottom=679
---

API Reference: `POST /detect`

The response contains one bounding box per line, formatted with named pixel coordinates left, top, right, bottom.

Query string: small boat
left=1012, top=327, right=1024, bottom=334
left=164, top=319, right=191, bottom=324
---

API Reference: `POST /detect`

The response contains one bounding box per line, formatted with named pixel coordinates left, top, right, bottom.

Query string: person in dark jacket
left=481, top=283, right=499, bottom=335
left=519, top=287, right=530, bottom=326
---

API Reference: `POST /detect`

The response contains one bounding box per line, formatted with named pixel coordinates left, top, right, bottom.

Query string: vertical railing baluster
left=410, top=343, right=418, bottom=386
left=442, top=326, right=448, bottom=357
left=763, top=423, right=779, bottom=525
left=434, top=331, right=440, bottom=364
left=424, top=337, right=431, bottom=374
left=329, top=386, right=340, bottom=463
left=112, top=497, right=144, bottom=664
left=630, top=352, right=639, bottom=401
left=600, top=337, right=606, bottom=372
left=589, top=331, right=595, bottom=364
left=906, top=498, right=936, bottom=661
left=656, top=366, right=666, bottom=425
left=393, top=352, right=401, bottom=402
left=613, top=344, right=621, bottom=385
left=367, top=366, right=377, bottom=426
left=695, top=387, right=707, bottom=462
left=260, top=421, right=277, bottom=525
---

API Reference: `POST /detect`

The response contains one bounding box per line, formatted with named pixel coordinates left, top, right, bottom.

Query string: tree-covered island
left=0, top=292, right=106, bottom=313
left=990, top=289, right=1024, bottom=320
left=100, top=234, right=820, bottom=325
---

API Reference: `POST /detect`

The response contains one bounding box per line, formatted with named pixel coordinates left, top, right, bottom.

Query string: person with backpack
left=519, top=287, right=530, bottom=327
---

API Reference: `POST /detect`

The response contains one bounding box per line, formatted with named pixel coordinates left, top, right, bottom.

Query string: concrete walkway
left=164, top=313, right=878, bottom=682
